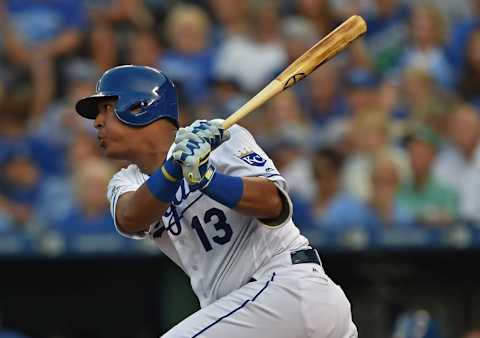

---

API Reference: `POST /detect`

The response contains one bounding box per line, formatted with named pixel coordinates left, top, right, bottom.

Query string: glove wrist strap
left=201, top=172, right=243, bottom=209
left=145, top=158, right=182, bottom=203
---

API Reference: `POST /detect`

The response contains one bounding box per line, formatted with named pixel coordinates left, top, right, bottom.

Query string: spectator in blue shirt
left=391, top=309, right=443, bottom=338
left=4, top=0, right=86, bottom=49
left=292, top=146, right=370, bottom=231
left=0, top=93, right=65, bottom=177
left=365, top=153, right=414, bottom=228
left=51, top=159, right=115, bottom=236
left=1, top=0, right=87, bottom=117
left=0, top=150, right=42, bottom=231
left=363, top=0, right=411, bottom=74
left=306, top=62, right=349, bottom=131
left=34, top=131, right=103, bottom=229
left=395, top=4, right=453, bottom=89
left=344, top=67, right=381, bottom=116
left=446, top=0, right=480, bottom=73
left=159, top=4, right=215, bottom=106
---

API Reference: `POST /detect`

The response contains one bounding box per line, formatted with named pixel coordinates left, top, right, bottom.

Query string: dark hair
left=313, top=146, right=344, bottom=173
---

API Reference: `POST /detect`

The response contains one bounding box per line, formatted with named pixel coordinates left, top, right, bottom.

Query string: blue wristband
left=203, top=172, right=243, bottom=208
left=145, top=159, right=182, bottom=203
left=162, top=157, right=183, bottom=180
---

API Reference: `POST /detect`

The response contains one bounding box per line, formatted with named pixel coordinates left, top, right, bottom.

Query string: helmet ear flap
left=128, top=100, right=150, bottom=115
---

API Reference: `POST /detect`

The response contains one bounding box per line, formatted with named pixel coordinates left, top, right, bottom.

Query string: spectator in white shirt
left=434, top=104, right=480, bottom=223
left=214, top=0, right=286, bottom=93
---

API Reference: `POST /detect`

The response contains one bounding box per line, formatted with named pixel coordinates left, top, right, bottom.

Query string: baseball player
left=75, top=65, right=357, bottom=338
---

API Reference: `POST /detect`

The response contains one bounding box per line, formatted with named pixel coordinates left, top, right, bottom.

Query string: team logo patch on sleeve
left=238, top=149, right=267, bottom=166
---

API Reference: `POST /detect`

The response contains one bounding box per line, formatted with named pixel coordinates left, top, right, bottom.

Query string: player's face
left=93, top=99, right=143, bottom=159
left=93, top=99, right=176, bottom=164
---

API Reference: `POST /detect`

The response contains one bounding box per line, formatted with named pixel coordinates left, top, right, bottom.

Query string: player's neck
left=128, top=124, right=175, bottom=174
left=129, top=142, right=170, bottom=175
left=133, top=153, right=167, bottom=175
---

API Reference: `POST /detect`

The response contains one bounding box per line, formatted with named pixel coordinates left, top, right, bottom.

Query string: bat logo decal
left=283, top=72, right=307, bottom=90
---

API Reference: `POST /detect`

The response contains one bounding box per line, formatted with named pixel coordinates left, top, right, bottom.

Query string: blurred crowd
left=1, top=0, right=480, bottom=246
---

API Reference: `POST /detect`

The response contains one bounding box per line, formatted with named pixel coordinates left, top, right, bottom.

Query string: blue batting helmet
left=75, top=65, right=179, bottom=127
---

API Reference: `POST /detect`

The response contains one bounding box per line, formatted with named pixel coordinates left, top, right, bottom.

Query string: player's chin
left=99, top=143, right=124, bottom=160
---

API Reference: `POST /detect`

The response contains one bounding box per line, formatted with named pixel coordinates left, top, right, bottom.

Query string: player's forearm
left=116, top=185, right=171, bottom=234
left=235, top=177, right=283, bottom=219
left=116, top=159, right=183, bottom=234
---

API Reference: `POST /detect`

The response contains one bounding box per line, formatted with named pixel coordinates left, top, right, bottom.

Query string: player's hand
left=179, top=119, right=230, bottom=151
left=172, top=129, right=216, bottom=189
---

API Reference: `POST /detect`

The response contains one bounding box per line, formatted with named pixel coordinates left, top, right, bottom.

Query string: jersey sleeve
left=107, top=164, right=149, bottom=239
left=210, top=125, right=293, bottom=228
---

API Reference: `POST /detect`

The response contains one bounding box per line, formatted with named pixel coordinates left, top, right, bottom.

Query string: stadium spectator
left=376, top=79, right=409, bottom=124
left=86, top=0, right=155, bottom=70
left=306, top=62, right=350, bottom=138
left=401, top=68, right=454, bottom=137
left=1, top=1, right=85, bottom=62
left=458, top=27, right=480, bottom=108
left=258, top=92, right=315, bottom=201
left=0, top=91, right=63, bottom=176
left=293, top=146, right=370, bottom=230
left=363, top=0, right=411, bottom=74
left=294, top=0, right=338, bottom=37
left=86, top=0, right=154, bottom=30
left=126, top=28, right=162, bottom=67
left=398, top=125, right=458, bottom=227
left=87, top=18, right=119, bottom=72
left=397, top=4, right=453, bottom=89
left=391, top=309, right=443, bottom=338
left=214, top=0, right=286, bottom=93
left=50, top=159, right=116, bottom=236
left=259, top=90, right=312, bottom=144
left=446, top=0, right=480, bottom=72
left=267, top=130, right=316, bottom=204
left=0, top=148, right=42, bottom=232
left=365, top=152, right=414, bottom=227
left=344, top=67, right=381, bottom=116
left=281, top=16, right=318, bottom=63
left=0, top=198, right=14, bottom=233
left=30, top=58, right=98, bottom=147
left=434, top=104, right=480, bottom=223
left=343, top=109, right=410, bottom=202
left=159, top=4, right=215, bottom=105
left=277, top=16, right=318, bottom=105
left=1, top=0, right=87, bottom=113
left=34, top=131, right=103, bottom=228
left=402, top=68, right=436, bottom=115
left=332, top=0, right=374, bottom=18
left=197, top=75, right=247, bottom=121
left=208, top=0, right=250, bottom=45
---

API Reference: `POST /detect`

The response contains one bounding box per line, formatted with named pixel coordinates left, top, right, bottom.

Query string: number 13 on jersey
left=191, top=208, right=233, bottom=252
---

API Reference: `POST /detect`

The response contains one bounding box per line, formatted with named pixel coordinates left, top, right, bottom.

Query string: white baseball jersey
left=107, top=125, right=309, bottom=307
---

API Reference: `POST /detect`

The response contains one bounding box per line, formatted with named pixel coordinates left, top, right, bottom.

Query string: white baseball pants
left=161, top=262, right=358, bottom=338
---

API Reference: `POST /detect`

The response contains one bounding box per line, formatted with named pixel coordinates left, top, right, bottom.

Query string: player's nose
left=94, top=109, right=106, bottom=129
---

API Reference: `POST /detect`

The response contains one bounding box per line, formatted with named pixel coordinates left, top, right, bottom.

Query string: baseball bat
left=222, top=15, right=367, bottom=129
